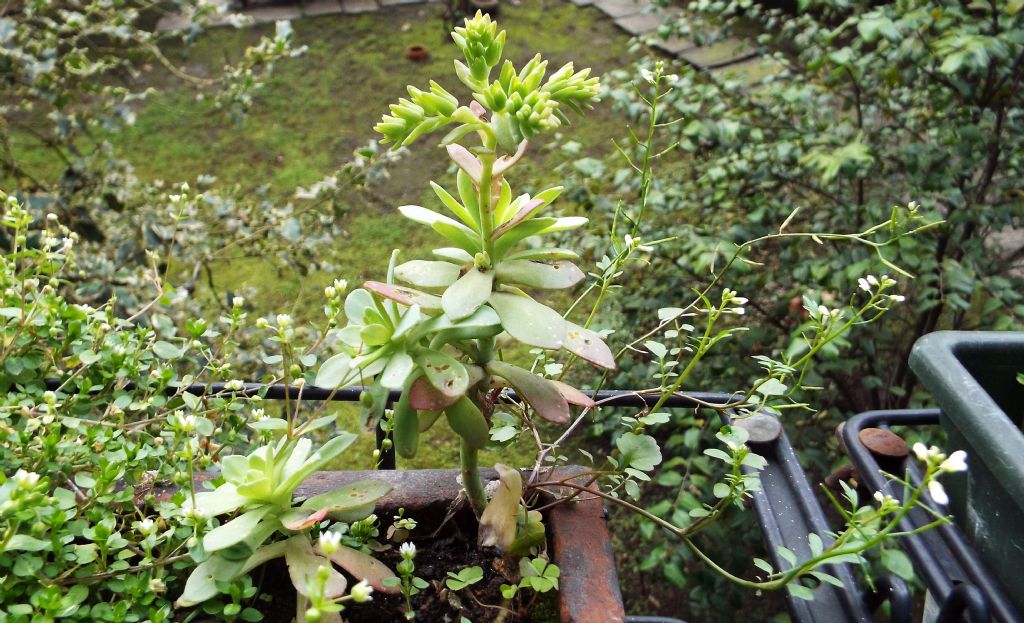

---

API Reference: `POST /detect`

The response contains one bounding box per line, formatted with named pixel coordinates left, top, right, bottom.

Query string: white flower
left=172, top=411, right=197, bottom=432
left=399, top=542, right=416, bottom=560
left=13, top=469, right=39, bottom=490
left=888, top=294, right=906, bottom=303
left=858, top=277, right=872, bottom=292
left=912, top=442, right=930, bottom=462
left=46, top=213, right=58, bottom=222
left=349, top=579, right=374, bottom=603
left=136, top=518, right=156, bottom=536
left=873, top=490, right=897, bottom=508
left=318, top=531, right=342, bottom=555
left=928, top=479, right=949, bottom=506
left=939, top=450, right=967, bottom=473
left=232, top=296, right=244, bottom=308
left=640, top=68, right=655, bottom=84
left=225, top=380, right=245, bottom=391
left=276, top=314, right=292, bottom=327
left=149, top=577, right=167, bottom=593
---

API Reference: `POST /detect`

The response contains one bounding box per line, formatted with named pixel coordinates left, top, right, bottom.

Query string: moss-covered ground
left=10, top=2, right=641, bottom=469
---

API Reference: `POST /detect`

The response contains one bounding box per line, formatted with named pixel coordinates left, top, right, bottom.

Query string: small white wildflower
left=13, top=469, right=40, bottom=490
left=136, top=518, right=156, bottom=536
left=256, top=317, right=269, bottom=329
left=324, top=286, right=336, bottom=299
left=939, top=450, right=967, bottom=473
left=858, top=277, right=871, bottom=292
left=251, top=408, right=266, bottom=420
left=172, top=411, right=197, bottom=432
left=225, top=380, right=245, bottom=391
left=867, top=275, right=879, bottom=286
left=149, top=577, right=167, bottom=593
left=333, top=279, right=348, bottom=291
left=318, top=531, right=342, bottom=555
left=928, top=479, right=949, bottom=505
left=640, top=68, right=655, bottom=84
left=46, top=213, right=58, bottom=222
left=888, top=294, right=906, bottom=303
left=350, top=579, right=373, bottom=603
left=912, top=442, right=930, bottom=462
left=61, top=237, right=74, bottom=252
left=880, top=275, right=896, bottom=288
left=873, top=490, right=897, bottom=508
left=399, top=542, right=416, bottom=560
left=232, top=296, right=244, bottom=308
left=276, top=314, right=292, bottom=327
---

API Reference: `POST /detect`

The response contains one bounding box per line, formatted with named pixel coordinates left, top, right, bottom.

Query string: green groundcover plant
left=0, top=10, right=973, bottom=623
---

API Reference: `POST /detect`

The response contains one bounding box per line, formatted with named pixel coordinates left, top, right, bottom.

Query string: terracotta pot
left=405, top=45, right=429, bottom=61
left=297, top=467, right=626, bottom=623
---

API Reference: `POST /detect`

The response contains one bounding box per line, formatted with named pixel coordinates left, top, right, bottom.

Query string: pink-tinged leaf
left=285, top=536, right=347, bottom=598
left=469, top=100, right=487, bottom=118
left=489, top=292, right=566, bottom=350
left=493, top=140, right=528, bottom=177
left=317, top=543, right=400, bottom=594
left=478, top=464, right=523, bottom=553
left=564, top=322, right=616, bottom=370
left=281, top=508, right=328, bottom=531
left=550, top=380, right=596, bottom=408
left=491, top=198, right=545, bottom=240
left=486, top=360, right=569, bottom=425
left=446, top=144, right=482, bottom=183
left=408, top=375, right=460, bottom=411
left=363, top=281, right=442, bottom=311
left=495, top=260, right=585, bottom=289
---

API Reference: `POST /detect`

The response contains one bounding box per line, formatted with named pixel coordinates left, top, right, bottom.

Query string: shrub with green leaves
left=592, top=0, right=1024, bottom=414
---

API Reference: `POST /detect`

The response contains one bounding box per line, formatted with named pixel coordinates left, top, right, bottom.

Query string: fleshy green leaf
left=285, top=536, right=347, bottom=598
left=489, top=292, right=566, bottom=349
left=442, top=269, right=494, bottom=320
left=301, top=480, right=393, bottom=513
left=317, top=543, right=400, bottom=593
left=495, top=260, right=584, bottom=289
left=486, top=360, right=569, bottom=424
left=416, top=349, right=470, bottom=397
left=395, top=260, right=461, bottom=288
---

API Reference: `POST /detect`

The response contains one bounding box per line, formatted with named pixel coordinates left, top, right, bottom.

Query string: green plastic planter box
left=909, top=331, right=1024, bottom=610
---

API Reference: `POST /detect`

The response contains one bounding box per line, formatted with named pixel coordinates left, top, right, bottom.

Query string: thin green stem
left=460, top=438, right=487, bottom=517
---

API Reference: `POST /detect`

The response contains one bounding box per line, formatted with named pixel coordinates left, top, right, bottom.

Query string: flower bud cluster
left=375, top=81, right=459, bottom=147
left=452, top=11, right=505, bottom=85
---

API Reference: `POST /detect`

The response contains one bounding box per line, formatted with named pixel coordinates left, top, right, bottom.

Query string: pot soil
left=271, top=468, right=626, bottom=623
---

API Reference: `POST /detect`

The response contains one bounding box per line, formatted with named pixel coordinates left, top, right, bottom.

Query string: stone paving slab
left=709, top=54, right=782, bottom=86
left=245, top=5, right=302, bottom=23
left=592, top=0, right=645, bottom=19
left=303, top=0, right=344, bottom=15
left=341, top=0, right=379, bottom=12
left=679, top=37, right=756, bottom=69
left=648, top=33, right=693, bottom=55
left=614, top=8, right=679, bottom=36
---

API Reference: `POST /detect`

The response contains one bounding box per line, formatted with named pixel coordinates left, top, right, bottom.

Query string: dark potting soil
left=251, top=502, right=558, bottom=623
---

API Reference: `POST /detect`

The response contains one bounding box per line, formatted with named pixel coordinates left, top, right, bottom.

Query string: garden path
left=156, top=0, right=778, bottom=81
